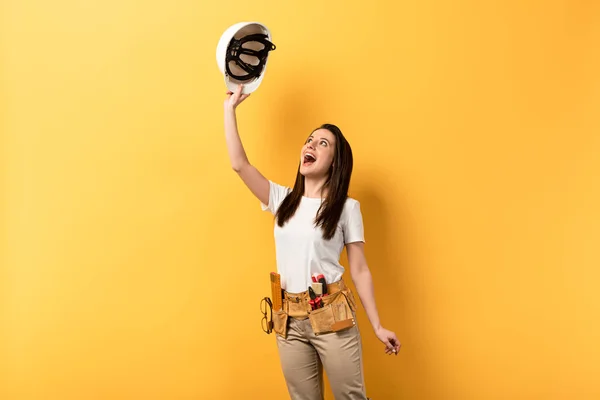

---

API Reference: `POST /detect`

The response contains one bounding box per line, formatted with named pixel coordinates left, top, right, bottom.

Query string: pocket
left=330, top=302, right=348, bottom=321
left=324, top=289, right=356, bottom=317
left=343, top=289, right=357, bottom=313
left=330, top=295, right=356, bottom=332
left=308, top=292, right=357, bottom=335
left=272, top=310, right=289, bottom=338
left=308, top=304, right=336, bottom=335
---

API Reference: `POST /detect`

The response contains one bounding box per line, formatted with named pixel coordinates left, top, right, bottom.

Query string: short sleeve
left=343, top=200, right=365, bottom=244
left=260, top=180, right=292, bottom=215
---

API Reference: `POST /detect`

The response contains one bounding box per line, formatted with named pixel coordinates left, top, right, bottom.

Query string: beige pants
left=275, top=316, right=368, bottom=400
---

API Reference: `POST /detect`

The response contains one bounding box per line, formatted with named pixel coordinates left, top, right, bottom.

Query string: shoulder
left=341, top=197, right=363, bottom=219
left=270, top=180, right=292, bottom=195
left=343, top=196, right=361, bottom=210
left=340, top=196, right=365, bottom=243
left=260, top=180, right=292, bottom=214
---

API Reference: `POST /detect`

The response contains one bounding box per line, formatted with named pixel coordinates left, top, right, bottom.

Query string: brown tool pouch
left=271, top=279, right=358, bottom=339
left=308, top=288, right=357, bottom=336
left=272, top=309, right=289, bottom=338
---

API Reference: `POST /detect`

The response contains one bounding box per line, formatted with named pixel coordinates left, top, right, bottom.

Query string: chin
left=299, top=167, right=311, bottom=177
left=300, top=166, right=325, bottom=178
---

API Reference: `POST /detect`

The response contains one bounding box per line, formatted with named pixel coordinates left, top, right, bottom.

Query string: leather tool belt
left=272, top=279, right=358, bottom=339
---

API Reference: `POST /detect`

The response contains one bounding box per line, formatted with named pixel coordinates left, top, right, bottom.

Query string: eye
left=307, top=137, right=313, bottom=143
left=320, top=140, right=328, bottom=146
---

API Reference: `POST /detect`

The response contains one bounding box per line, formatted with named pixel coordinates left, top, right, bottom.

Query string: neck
left=303, top=176, right=328, bottom=198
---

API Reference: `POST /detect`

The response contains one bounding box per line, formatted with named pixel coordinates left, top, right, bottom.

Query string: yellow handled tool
left=270, top=272, right=283, bottom=311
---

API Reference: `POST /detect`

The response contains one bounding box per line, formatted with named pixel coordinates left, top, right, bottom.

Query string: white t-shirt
left=261, top=180, right=365, bottom=293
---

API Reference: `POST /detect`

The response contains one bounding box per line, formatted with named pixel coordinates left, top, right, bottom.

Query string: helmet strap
left=225, top=34, right=276, bottom=81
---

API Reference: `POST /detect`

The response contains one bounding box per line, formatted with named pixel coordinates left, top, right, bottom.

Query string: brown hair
left=275, top=123, right=354, bottom=240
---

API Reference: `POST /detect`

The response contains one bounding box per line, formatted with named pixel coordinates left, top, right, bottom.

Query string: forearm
left=351, top=269, right=382, bottom=333
left=224, top=105, right=250, bottom=171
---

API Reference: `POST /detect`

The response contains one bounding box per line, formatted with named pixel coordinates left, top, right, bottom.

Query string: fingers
left=387, top=344, right=396, bottom=355
left=384, top=341, right=392, bottom=354
left=226, top=85, right=246, bottom=99
left=384, top=339, right=394, bottom=354
left=383, top=332, right=401, bottom=356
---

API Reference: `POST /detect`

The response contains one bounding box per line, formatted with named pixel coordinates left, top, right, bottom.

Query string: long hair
left=275, top=123, right=354, bottom=240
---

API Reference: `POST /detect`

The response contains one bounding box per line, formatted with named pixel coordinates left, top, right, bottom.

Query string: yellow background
left=2, top=0, right=600, bottom=399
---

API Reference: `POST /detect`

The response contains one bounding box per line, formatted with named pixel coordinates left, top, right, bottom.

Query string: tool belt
left=272, top=279, right=358, bottom=339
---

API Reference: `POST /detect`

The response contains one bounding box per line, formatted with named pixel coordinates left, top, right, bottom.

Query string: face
left=299, top=129, right=336, bottom=178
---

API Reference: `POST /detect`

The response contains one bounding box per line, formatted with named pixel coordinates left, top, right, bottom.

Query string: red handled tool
left=308, top=287, right=322, bottom=310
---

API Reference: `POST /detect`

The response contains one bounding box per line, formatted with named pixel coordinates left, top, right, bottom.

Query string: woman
left=224, top=84, right=401, bottom=400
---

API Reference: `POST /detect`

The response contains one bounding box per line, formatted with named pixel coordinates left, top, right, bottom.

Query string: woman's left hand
left=375, top=327, right=401, bottom=355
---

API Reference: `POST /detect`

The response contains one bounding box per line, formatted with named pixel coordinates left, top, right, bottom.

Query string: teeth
left=305, top=153, right=316, bottom=161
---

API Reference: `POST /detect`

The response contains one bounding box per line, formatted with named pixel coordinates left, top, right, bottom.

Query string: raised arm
left=224, top=84, right=270, bottom=206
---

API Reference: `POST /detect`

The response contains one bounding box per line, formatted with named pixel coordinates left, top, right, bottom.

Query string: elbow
left=350, top=264, right=370, bottom=281
left=231, top=160, right=249, bottom=173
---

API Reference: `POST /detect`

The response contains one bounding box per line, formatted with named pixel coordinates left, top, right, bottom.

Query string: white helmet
left=216, top=22, right=276, bottom=95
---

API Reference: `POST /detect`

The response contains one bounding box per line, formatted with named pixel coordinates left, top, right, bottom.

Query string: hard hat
left=216, top=22, right=276, bottom=94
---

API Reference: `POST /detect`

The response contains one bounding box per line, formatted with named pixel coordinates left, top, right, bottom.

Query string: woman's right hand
left=224, top=84, right=251, bottom=110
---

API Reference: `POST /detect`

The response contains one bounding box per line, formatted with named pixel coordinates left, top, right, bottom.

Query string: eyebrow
left=310, top=136, right=330, bottom=143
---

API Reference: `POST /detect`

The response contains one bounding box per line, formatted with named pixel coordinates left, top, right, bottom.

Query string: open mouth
left=303, top=152, right=316, bottom=166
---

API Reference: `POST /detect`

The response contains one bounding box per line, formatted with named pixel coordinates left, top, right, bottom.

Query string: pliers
left=308, top=287, right=323, bottom=310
